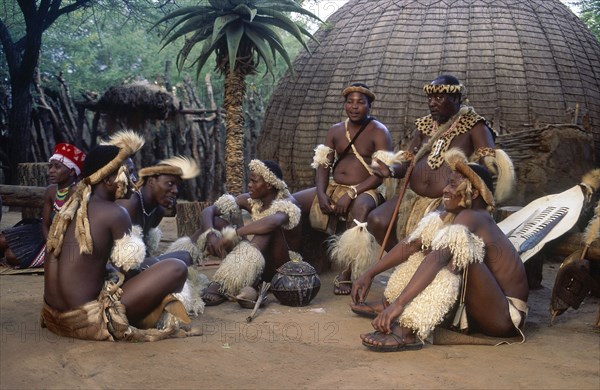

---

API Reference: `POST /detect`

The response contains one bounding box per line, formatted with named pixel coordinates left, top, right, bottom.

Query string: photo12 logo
left=200, top=320, right=340, bottom=345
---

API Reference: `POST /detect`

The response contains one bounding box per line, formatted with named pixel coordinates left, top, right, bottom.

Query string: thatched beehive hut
left=258, top=0, right=600, bottom=199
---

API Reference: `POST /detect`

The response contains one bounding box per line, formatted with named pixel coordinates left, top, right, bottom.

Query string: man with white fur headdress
left=351, top=149, right=528, bottom=352
left=293, top=82, right=394, bottom=295
left=115, top=147, right=199, bottom=264
left=42, top=135, right=201, bottom=341
left=368, top=74, right=515, bottom=252
left=167, top=159, right=302, bottom=306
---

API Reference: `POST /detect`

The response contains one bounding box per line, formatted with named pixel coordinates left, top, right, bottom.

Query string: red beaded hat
left=49, top=143, right=86, bottom=176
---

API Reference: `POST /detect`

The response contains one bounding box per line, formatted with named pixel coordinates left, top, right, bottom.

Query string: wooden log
left=0, top=185, right=45, bottom=208
left=18, top=163, right=48, bottom=219
left=175, top=201, right=210, bottom=238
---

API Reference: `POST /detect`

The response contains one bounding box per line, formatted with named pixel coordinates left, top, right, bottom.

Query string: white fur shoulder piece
left=110, top=225, right=146, bottom=272
left=250, top=199, right=301, bottom=230
left=431, top=224, right=485, bottom=270
left=407, top=211, right=445, bottom=249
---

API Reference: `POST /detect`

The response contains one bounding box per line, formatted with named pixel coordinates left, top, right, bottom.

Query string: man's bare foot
left=333, top=270, right=352, bottom=295
left=350, top=297, right=388, bottom=318
left=201, top=281, right=227, bottom=306
left=360, top=324, right=423, bottom=352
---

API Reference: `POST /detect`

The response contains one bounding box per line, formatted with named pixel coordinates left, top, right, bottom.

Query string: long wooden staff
left=376, top=162, right=415, bottom=261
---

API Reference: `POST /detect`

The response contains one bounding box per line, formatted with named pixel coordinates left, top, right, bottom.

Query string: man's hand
left=206, top=233, right=227, bottom=259
left=371, top=300, right=406, bottom=334
left=351, top=273, right=374, bottom=304
left=333, top=193, right=353, bottom=216
left=317, top=193, right=334, bottom=214
left=371, top=158, right=392, bottom=178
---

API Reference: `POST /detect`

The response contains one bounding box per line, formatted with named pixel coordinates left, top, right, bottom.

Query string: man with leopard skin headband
left=368, top=74, right=515, bottom=253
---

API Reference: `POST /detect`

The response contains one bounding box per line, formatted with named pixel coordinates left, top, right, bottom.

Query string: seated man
left=42, top=140, right=200, bottom=341
left=368, top=75, right=514, bottom=252
left=0, top=143, right=84, bottom=268
left=294, top=83, right=393, bottom=295
left=169, top=160, right=301, bottom=306
left=351, top=149, right=528, bottom=352
left=114, top=141, right=199, bottom=266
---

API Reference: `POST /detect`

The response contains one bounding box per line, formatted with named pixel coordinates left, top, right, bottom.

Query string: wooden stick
left=376, top=163, right=415, bottom=261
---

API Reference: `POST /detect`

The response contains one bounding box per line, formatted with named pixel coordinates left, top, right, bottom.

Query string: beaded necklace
left=53, top=184, right=74, bottom=213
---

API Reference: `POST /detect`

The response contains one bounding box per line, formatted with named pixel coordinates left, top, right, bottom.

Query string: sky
left=308, top=0, right=581, bottom=22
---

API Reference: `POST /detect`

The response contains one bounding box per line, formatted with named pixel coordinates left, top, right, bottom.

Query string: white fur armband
left=271, top=199, right=301, bottom=230
left=311, top=144, right=334, bottom=169
left=110, top=225, right=146, bottom=272
left=214, top=194, right=240, bottom=217
left=372, top=150, right=395, bottom=165
left=431, top=224, right=485, bottom=270
left=222, top=226, right=242, bottom=247
left=407, top=211, right=446, bottom=249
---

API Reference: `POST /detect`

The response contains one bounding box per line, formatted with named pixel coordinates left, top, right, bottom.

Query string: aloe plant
left=155, top=0, right=321, bottom=194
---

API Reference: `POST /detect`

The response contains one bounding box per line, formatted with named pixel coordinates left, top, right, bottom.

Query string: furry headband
left=342, top=86, right=376, bottom=102
left=445, top=148, right=495, bottom=212
left=248, top=159, right=290, bottom=197
left=137, top=156, right=200, bottom=187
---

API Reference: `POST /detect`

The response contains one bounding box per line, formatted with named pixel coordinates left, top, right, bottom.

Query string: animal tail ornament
left=327, top=220, right=378, bottom=279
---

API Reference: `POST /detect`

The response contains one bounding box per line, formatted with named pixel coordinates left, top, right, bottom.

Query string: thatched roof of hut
left=258, top=0, right=600, bottom=191
left=97, top=81, right=179, bottom=120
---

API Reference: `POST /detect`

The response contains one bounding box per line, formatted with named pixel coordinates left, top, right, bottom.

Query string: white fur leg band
left=327, top=221, right=378, bottom=279
left=431, top=224, right=485, bottom=270
left=311, top=144, right=334, bottom=169
left=166, top=236, right=203, bottom=265
left=213, top=241, right=265, bottom=295
left=173, top=280, right=205, bottom=317
left=110, top=225, right=146, bottom=272
left=384, top=252, right=460, bottom=340
left=145, top=227, right=162, bottom=256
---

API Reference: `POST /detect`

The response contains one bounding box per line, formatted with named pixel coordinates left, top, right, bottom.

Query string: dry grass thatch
left=258, top=0, right=600, bottom=192
left=97, top=81, right=179, bottom=120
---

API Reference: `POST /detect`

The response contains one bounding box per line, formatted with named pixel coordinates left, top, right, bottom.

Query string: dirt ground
left=1, top=211, right=599, bottom=389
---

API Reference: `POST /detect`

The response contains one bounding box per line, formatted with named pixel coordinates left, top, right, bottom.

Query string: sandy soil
left=1, top=211, right=599, bottom=389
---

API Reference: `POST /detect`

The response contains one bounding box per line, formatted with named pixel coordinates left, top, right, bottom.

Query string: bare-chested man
left=294, top=83, right=393, bottom=295
left=368, top=75, right=514, bottom=251
left=117, top=155, right=199, bottom=266
left=351, top=149, right=528, bottom=352
left=169, top=160, right=302, bottom=306
left=42, top=141, right=198, bottom=341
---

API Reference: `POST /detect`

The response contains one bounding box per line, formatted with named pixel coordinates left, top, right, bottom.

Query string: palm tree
left=155, top=0, right=321, bottom=194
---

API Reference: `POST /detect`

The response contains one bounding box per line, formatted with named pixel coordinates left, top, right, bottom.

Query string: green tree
left=576, top=0, right=600, bottom=40
left=155, top=0, right=322, bottom=194
left=0, top=0, right=95, bottom=183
